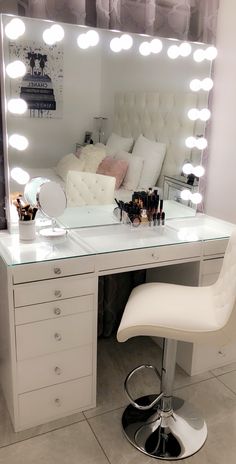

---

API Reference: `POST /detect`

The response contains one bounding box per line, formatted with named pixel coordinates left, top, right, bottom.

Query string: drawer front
left=15, top=294, right=93, bottom=325
left=203, top=238, right=228, bottom=256
left=201, top=258, right=223, bottom=276
left=97, top=242, right=201, bottom=271
left=12, top=256, right=95, bottom=284
left=17, top=345, right=93, bottom=393
left=16, top=311, right=94, bottom=360
left=14, top=275, right=95, bottom=307
left=18, top=376, right=93, bottom=428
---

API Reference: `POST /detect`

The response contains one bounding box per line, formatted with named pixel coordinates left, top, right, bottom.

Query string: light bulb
left=5, top=18, right=25, bottom=40
left=150, top=38, right=163, bottom=54
left=199, top=108, right=211, bottom=121
left=188, top=108, right=199, bottom=121
left=191, top=192, right=202, bottom=205
left=190, top=79, right=201, bottom=92
left=193, top=165, right=205, bottom=177
left=120, top=34, right=133, bottom=50
left=201, top=77, right=213, bottom=91
left=139, top=41, right=151, bottom=56
left=11, top=167, right=30, bottom=185
left=6, top=60, right=26, bottom=79
left=8, top=98, right=27, bottom=114
left=51, top=24, right=64, bottom=42
left=180, top=189, right=191, bottom=201
left=110, top=37, right=122, bottom=53
left=193, top=48, right=205, bottom=62
left=195, top=137, right=208, bottom=150
left=77, top=33, right=90, bottom=49
left=182, top=162, right=193, bottom=175
left=205, top=46, right=217, bottom=61
left=43, top=28, right=56, bottom=45
left=185, top=137, right=196, bottom=148
left=86, top=30, right=99, bottom=47
left=179, top=42, right=191, bottom=57
left=9, top=134, right=29, bottom=151
left=167, top=45, right=179, bottom=59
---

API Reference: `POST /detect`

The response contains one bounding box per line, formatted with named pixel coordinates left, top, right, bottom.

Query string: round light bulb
left=182, top=162, right=193, bottom=175
left=110, top=37, right=122, bottom=53
left=201, top=77, right=213, bottom=91
left=191, top=192, right=202, bottom=205
left=167, top=45, right=179, bottom=59
left=205, top=46, right=218, bottom=61
left=150, top=38, right=163, bottom=54
left=195, top=137, right=208, bottom=150
left=77, top=33, right=90, bottom=49
left=180, top=189, right=191, bottom=201
left=120, top=34, right=133, bottom=50
left=185, top=137, right=196, bottom=149
left=179, top=42, right=192, bottom=57
left=11, top=167, right=30, bottom=185
left=193, top=48, right=205, bottom=62
left=43, top=28, right=56, bottom=45
left=9, top=134, right=29, bottom=151
left=193, top=165, right=205, bottom=177
left=5, top=18, right=25, bottom=40
left=6, top=60, right=26, bottom=79
left=8, top=98, right=27, bottom=114
left=139, top=41, right=151, bottom=56
left=199, top=108, right=211, bottom=121
left=86, top=30, right=99, bottom=47
left=51, top=24, right=64, bottom=42
left=190, top=79, right=201, bottom=92
left=188, top=108, right=199, bottom=121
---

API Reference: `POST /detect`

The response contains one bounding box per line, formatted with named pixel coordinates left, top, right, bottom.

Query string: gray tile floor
left=0, top=337, right=236, bottom=463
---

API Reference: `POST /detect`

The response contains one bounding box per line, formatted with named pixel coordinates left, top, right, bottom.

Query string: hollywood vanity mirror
left=0, top=14, right=216, bottom=230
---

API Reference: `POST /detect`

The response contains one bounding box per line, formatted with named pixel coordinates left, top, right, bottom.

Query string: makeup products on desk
left=13, top=196, right=38, bottom=241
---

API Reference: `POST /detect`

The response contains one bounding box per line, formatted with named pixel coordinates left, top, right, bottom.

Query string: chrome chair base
left=122, top=394, right=207, bottom=460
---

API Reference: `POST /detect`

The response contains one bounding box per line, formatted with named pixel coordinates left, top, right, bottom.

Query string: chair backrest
left=213, top=228, right=236, bottom=328
left=66, top=170, right=116, bottom=207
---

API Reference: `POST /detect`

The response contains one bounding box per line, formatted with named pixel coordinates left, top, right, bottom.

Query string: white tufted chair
left=117, top=229, right=236, bottom=460
left=66, top=170, right=116, bottom=207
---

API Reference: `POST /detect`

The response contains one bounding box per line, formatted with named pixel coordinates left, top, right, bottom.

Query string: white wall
left=205, top=0, right=236, bottom=223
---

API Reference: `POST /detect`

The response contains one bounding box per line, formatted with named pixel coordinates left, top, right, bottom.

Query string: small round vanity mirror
left=36, top=181, right=67, bottom=237
left=24, top=176, right=50, bottom=206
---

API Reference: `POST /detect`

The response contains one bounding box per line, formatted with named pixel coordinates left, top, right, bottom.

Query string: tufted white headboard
left=113, top=91, right=200, bottom=187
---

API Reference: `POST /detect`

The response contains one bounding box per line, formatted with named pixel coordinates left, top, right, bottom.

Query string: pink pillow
left=97, top=156, right=128, bottom=189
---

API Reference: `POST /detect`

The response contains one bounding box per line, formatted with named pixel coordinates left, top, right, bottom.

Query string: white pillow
left=106, top=133, right=133, bottom=156
left=80, top=145, right=106, bottom=172
left=115, top=151, right=144, bottom=190
left=55, top=153, right=84, bottom=181
left=132, top=135, right=166, bottom=188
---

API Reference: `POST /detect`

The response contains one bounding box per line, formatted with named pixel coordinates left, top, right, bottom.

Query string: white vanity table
left=0, top=214, right=234, bottom=432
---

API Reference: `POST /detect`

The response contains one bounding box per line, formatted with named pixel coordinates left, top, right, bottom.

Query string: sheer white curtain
left=28, top=0, right=86, bottom=24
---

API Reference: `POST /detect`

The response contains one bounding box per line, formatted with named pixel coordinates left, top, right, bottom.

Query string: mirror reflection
left=1, top=14, right=214, bottom=228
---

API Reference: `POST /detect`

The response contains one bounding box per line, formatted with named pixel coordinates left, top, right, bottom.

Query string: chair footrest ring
left=124, top=364, right=163, bottom=411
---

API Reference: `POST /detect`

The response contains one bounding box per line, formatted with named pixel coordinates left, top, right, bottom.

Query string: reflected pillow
left=55, top=153, right=85, bottom=181
left=114, top=151, right=144, bottom=190
left=106, top=133, right=134, bottom=156
left=132, top=135, right=166, bottom=188
left=97, top=156, right=128, bottom=189
left=80, top=145, right=106, bottom=172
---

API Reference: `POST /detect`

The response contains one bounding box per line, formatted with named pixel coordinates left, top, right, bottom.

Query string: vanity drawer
left=15, top=294, right=94, bottom=325
left=17, top=345, right=93, bottom=393
left=97, top=242, right=202, bottom=272
left=12, top=256, right=95, bottom=284
left=18, top=376, right=93, bottom=429
left=16, top=311, right=94, bottom=360
left=14, top=275, right=95, bottom=307
left=203, top=238, right=228, bottom=256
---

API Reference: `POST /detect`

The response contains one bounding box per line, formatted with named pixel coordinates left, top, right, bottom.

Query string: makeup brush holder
left=19, top=220, right=36, bottom=241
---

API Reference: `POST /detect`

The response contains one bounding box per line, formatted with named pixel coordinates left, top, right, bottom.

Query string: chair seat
left=117, top=282, right=221, bottom=343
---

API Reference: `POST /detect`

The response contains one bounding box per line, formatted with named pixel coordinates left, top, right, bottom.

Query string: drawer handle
left=151, top=253, right=159, bottom=261
left=54, top=307, right=61, bottom=316
left=54, top=366, right=62, bottom=375
left=54, top=290, right=62, bottom=298
left=54, top=267, right=62, bottom=275
left=54, top=398, right=62, bottom=407
left=54, top=332, right=62, bottom=342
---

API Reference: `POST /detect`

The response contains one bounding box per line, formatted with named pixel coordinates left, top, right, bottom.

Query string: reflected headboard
left=113, top=91, right=199, bottom=186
